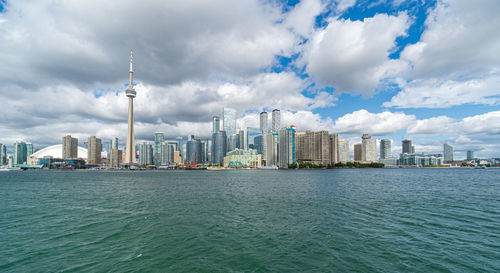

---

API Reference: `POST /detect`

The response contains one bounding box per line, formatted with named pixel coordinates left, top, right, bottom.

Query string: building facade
left=338, top=138, right=349, bottom=162
left=354, top=143, right=362, bottom=161
left=212, top=116, right=220, bottom=134
left=62, top=135, right=78, bottom=159
left=443, top=143, right=453, bottom=162
left=467, top=150, right=474, bottom=161
left=259, top=112, right=268, bottom=134
left=138, top=142, right=153, bottom=165
left=0, top=144, right=6, bottom=165
left=154, top=133, right=164, bottom=166
left=399, top=153, right=444, bottom=166
left=223, top=149, right=261, bottom=168
left=380, top=139, right=391, bottom=159
left=295, top=131, right=331, bottom=165
left=87, top=136, right=102, bottom=165
left=265, top=132, right=278, bottom=166
left=212, top=131, right=227, bottom=165
left=402, top=139, right=412, bottom=154
left=110, top=147, right=122, bottom=168
left=13, top=142, right=28, bottom=165
left=278, top=127, right=295, bottom=168
left=272, top=109, right=280, bottom=132
left=223, top=107, right=237, bottom=137
left=186, top=138, right=202, bottom=163
left=362, top=134, right=377, bottom=162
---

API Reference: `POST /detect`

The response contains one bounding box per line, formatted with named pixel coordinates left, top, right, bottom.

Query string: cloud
left=301, top=12, right=411, bottom=96
left=332, top=109, right=416, bottom=135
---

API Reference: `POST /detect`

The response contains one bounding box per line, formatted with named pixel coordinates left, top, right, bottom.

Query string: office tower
left=138, top=142, right=153, bottom=165
left=329, top=134, right=339, bottom=164
left=362, top=134, right=377, bottom=162
left=253, top=135, right=263, bottom=155
left=110, top=147, right=122, bottom=168
left=402, top=139, right=412, bottom=154
left=354, top=144, right=362, bottom=161
left=26, top=143, right=34, bottom=157
left=246, top=127, right=261, bottom=150
left=467, top=150, right=474, bottom=161
left=62, top=135, right=78, bottom=159
left=338, top=138, right=349, bottom=162
left=112, top=138, right=119, bottom=149
left=228, top=134, right=239, bottom=152
left=265, top=132, right=278, bottom=166
left=0, top=144, right=6, bottom=165
left=443, top=143, right=454, bottom=162
left=200, top=139, right=209, bottom=163
left=13, top=142, right=27, bottom=165
left=212, top=131, right=227, bottom=165
left=176, top=137, right=183, bottom=157
left=238, top=129, right=245, bottom=150
left=272, top=109, right=281, bottom=131
left=212, top=116, right=220, bottom=134
left=295, top=131, right=330, bottom=166
left=154, top=133, right=164, bottom=166
left=161, top=142, right=175, bottom=165
left=278, top=127, right=295, bottom=168
left=223, top=107, right=237, bottom=137
left=260, top=112, right=268, bottom=133
left=124, top=50, right=137, bottom=164
left=186, top=138, right=202, bottom=163
left=87, top=136, right=102, bottom=165
left=380, top=139, right=391, bottom=159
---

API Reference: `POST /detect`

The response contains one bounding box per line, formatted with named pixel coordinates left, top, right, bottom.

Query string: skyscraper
left=295, top=131, right=330, bottom=166
left=246, top=127, right=261, bottom=150
left=265, top=132, right=278, bottom=166
left=238, top=129, right=245, bottom=150
left=278, top=127, right=295, bottom=168
left=62, top=135, right=78, bottom=159
left=139, top=142, right=153, bottom=165
left=362, top=134, right=377, bottom=162
left=13, top=142, right=27, bottom=165
left=467, top=150, right=474, bottom=161
left=186, top=138, right=202, bottom=163
left=260, top=112, right=268, bottom=133
left=223, top=107, right=237, bottom=137
left=338, top=138, right=349, bottom=162
left=228, top=134, right=239, bottom=152
left=112, top=137, right=119, bottom=149
left=443, top=143, right=453, bottom=162
left=161, top=143, right=175, bottom=165
left=87, top=136, right=102, bottom=165
left=0, top=144, right=6, bottom=165
left=354, top=144, right=362, bottom=161
left=380, top=139, right=391, bottom=159
left=26, top=143, right=34, bottom=157
left=176, top=137, right=183, bottom=157
left=212, top=131, right=227, bottom=165
left=110, top=147, right=122, bottom=168
left=272, top=109, right=280, bottom=131
left=402, top=139, right=412, bottom=154
left=329, top=133, right=339, bottom=164
left=124, top=50, right=137, bottom=164
left=154, top=133, right=164, bottom=166
left=213, top=116, right=220, bottom=134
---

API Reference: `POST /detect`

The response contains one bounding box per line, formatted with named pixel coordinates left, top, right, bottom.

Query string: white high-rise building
left=139, top=142, right=153, bottom=165
left=443, top=143, right=453, bottom=162
left=380, top=139, right=391, bottom=159
left=338, top=138, right=349, bottom=162
left=272, top=109, right=280, bottom=132
left=278, top=127, right=295, bottom=168
left=265, top=133, right=278, bottom=166
left=259, top=112, right=268, bottom=134
left=223, top=108, right=237, bottom=137
left=362, top=134, right=377, bottom=162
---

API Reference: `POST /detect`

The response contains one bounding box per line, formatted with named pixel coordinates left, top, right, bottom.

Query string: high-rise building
left=443, top=143, right=453, bottom=162
left=200, top=139, right=209, bottom=163
left=154, top=133, right=164, bottom=166
left=246, top=127, right=261, bottom=151
left=354, top=144, right=362, bottom=161
left=467, top=150, right=474, bottom=161
left=138, top=142, right=153, bottom=165
left=160, top=142, right=175, bottom=165
left=295, top=131, right=330, bottom=166
left=186, top=138, right=202, bottom=163
left=272, top=109, right=281, bottom=132
left=176, top=137, right=183, bottom=157
left=228, top=134, right=239, bottom=152
left=26, top=143, right=34, bottom=157
left=265, top=132, right=278, bottom=166
left=13, top=142, right=28, bottom=165
left=238, top=129, right=245, bottom=150
left=223, top=107, right=237, bottom=137
left=87, top=136, right=102, bottom=165
left=402, top=139, right=412, bottom=154
left=380, top=139, right=391, bottom=159
left=112, top=137, right=119, bottom=149
left=124, top=50, right=137, bottom=164
left=62, top=135, right=78, bottom=159
left=212, top=116, right=220, bottom=134
left=110, top=147, right=122, bottom=168
left=0, top=144, right=7, bottom=165
left=260, top=112, right=268, bottom=133
left=212, top=131, right=227, bottom=165
left=338, top=138, right=349, bottom=162
left=362, top=134, right=377, bottom=162
left=253, top=135, right=263, bottom=155
left=278, top=127, right=295, bottom=168
left=329, top=134, right=339, bottom=164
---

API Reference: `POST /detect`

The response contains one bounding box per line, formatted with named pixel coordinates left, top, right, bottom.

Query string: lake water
left=1, top=169, right=499, bottom=272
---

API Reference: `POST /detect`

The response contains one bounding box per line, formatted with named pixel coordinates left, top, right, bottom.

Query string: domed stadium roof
left=31, top=144, right=88, bottom=159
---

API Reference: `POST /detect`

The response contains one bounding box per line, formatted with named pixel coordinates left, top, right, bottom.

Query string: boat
left=258, top=165, right=278, bottom=170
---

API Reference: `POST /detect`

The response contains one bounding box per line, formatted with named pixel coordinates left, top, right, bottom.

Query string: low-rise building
left=223, top=149, right=261, bottom=168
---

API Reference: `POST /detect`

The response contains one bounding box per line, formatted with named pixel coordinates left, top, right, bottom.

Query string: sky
left=0, top=0, right=499, bottom=159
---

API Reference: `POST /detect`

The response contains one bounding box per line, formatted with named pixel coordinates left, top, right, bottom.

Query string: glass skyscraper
left=212, top=131, right=227, bottom=165
left=278, top=127, right=295, bottom=168
left=139, top=142, right=153, bottom=165
left=380, top=139, right=391, bottom=159
left=443, top=143, right=453, bottom=162
left=0, top=144, right=7, bottom=165
left=223, top=107, right=237, bottom=137
left=13, top=142, right=27, bottom=165
left=154, top=133, right=164, bottom=166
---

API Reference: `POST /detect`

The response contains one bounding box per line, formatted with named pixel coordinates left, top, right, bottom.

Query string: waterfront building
left=124, top=50, right=137, bottom=164
left=380, top=139, right=391, bottom=159
left=212, top=131, right=227, bottom=165
left=329, top=134, right=339, bottom=164
left=295, top=131, right=330, bottom=166
left=110, top=147, right=122, bottom=168
left=411, top=145, right=415, bottom=154
left=223, top=149, right=261, bottom=168
left=238, top=129, right=245, bottom=150
left=402, top=139, right=412, bottom=154
left=338, top=138, right=349, bottom=162
left=26, top=143, right=34, bottom=157
left=186, top=138, right=202, bottom=163
left=246, top=127, right=262, bottom=151
left=260, top=112, right=268, bottom=134
left=161, top=142, right=175, bottom=165
left=212, top=116, right=220, bottom=134
left=467, top=150, right=474, bottom=161
left=228, top=133, right=240, bottom=152
left=223, top=107, right=237, bottom=137
left=154, top=133, right=164, bottom=166
left=62, top=135, right=78, bottom=159
left=138, top=142, right=153, bottom=165
left=200, top=139, right=209, bottom=163
left=362, top=134, right=377, bottom=162
left=272, top=109, right=280, bottom=132
left=173, top=150, right=183, bottom=164
left=265, top=132, right=279, bottom=166
left=87, top=136, right=102, bottom=165
left=443, top=143, right=454, bottom=162
left=253, top=135, right=263, bottom=155
left=0, top=144, right=6, bottom=165
left=278, top=127, right=295, bottom=168
left=399, top=153, right=444, bottom=166
left=379, top=158, right=398, bottom=166
left=176, top=137, right=183, bottom=157
left=354, top=144, right=362, bottom=161
left=112, top=137, right=118, bottom=149
left=13, top=142, right=28, bottom=165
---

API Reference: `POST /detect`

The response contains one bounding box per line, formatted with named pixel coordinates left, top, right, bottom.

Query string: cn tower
left=124, top=50, right=137, bottom=164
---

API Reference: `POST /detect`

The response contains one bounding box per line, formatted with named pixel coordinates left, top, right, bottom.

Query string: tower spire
left=129, top=49, right=134, bottom=88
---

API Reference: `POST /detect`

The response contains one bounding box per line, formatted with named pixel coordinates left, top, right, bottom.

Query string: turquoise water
left=1, top=169, right=499, bottom=272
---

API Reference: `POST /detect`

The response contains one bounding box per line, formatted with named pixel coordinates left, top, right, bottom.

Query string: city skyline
left=0, top=1, right=499, bottom=160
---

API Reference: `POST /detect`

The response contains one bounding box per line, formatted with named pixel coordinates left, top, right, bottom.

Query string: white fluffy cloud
left=332, top=109, right=415, bottom=135
left=302, top=12, right=410, bottom=96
